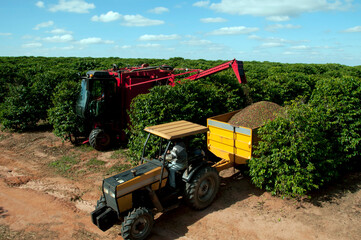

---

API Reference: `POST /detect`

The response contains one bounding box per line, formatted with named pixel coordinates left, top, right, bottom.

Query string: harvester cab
left=76, top=71, right=118, bottom=120
left=91, top=120, right=220, bottom=240
left=75, top=65, right=173, bottom=150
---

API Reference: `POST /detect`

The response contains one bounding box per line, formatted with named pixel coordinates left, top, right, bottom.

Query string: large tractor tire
left=121, top=207, right=154, bottom=240
left=185, top=166, right=220, bottom=210
left=89, top=128, right=112, bottom=151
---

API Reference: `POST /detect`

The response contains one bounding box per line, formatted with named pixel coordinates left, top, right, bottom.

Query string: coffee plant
left=249, top=77, right=361, bottom=197
left=0, top=56, right=360, bottom=197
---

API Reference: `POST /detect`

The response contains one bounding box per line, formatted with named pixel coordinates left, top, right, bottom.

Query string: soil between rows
left=0, top=130, right=360, bottom=240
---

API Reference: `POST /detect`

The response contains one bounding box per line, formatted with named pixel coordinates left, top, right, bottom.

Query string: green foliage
left=0, top=85, right=42, bottom=131
left=248, top=102, right=327, bottom=196
left=48, top=80, right=82, bottom=139
left=309, top=77, right=361, bottom=160
left=49, top=154, right=80, bottom=175
left=86, top=158, right=106, bottom=167
left=247, top=68, right=313, bottom=105
left=249, top=77, right=361, bottom=197
left=1, top=56, right=361, bottom=197
left=0, top=57, right=80, bottom=131
left=110, top=149, right=127, bottom=159
left=127, top=76, right=247, bottom=162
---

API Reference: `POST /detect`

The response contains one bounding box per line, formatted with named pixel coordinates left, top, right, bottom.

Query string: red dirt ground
left=0, top=130, right=360, bottom=240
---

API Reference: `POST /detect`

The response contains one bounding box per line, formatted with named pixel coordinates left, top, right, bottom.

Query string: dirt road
left=0, top=130, right=360, bottom=239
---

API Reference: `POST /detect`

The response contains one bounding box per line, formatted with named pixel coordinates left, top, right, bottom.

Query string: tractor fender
left=182, top=161, right=210, bottom=183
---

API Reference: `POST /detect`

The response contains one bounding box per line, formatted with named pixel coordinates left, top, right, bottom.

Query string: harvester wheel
left=89, top=128, right=112, bottom=151
left=68, top=132, right=81, bottom=145
left=185, top=166, right=220, bottom=210
left=121, top=207, right=154, bottom=240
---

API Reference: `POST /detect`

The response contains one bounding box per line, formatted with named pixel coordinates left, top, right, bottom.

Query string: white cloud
left=261, top=42, right=284, bottom=48
left=181, top=39, right=212, bottom=46
left=200, top=17, right=227, bottom=23
left=266, top=24, right=301, bottom=32
left=266, top=16, right=290, bottom=22
left=343, top=26, right=361, bottom=33
left=137, top=43, right=161, bottom=48
left=49, top=0, right=95, bottom=14
left=121, top=15, right=164, bottom=27
left=210, top=0, right=346, bottom=20
left=208, top=26, right=258, bottom=35
left=250, top=35, right=300, bottom=45
left=91, top=11, right=122, bottom=22
left=78, top=37, right=114, bottom=44
left=36, top=1, right=45, bottom=8
left=283, top=51, right=297, bottom=55
left=119, top=45, right=131, bottom=49
left=250, top=35, right=309, bottom=49
left=50, top=45, right=75, bottom=51
left=48, top=28, right=72, bottom=34
left=148, top=7, right=169, bottom=14
left=91, top=12, right=165, bottom=26
left=290, top=45, right=311, bottom=50
left=0, top=33, right=12, bottom=36
left=248, top=34, right=261, bottom=40
left=193, top=1, right=210, bottom=7
left=139, top=34, right=180, bottom=41
left=43, top=34, right=74, bottom=42
left=22, top=35, right=33, bottom=39
left=22, top=42, right=42, bottom=48
left=33, top=21, right=54, bottom=30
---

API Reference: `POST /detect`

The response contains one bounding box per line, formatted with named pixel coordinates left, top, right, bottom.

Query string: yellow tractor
left=91, top=120, right=220, bottom=240
left=92, top=109, right=257, bottom=239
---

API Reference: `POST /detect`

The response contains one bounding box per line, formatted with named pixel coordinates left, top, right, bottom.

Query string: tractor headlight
left=110, top=191, right=116, bottom=198
left=103, top=186, right=109, bottom=194
left=104, top=186, right=115, bottom=198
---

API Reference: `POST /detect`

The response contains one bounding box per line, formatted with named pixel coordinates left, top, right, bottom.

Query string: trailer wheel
left=185, top=166, right=220, bottom=210
left=121, top=207, right=154, bottom=240
left=89, top=128, right=111, bottom=151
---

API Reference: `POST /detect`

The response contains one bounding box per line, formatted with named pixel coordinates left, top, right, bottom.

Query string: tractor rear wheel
left=185, top=166, right=220, bottom=210
left=89, top=128, right=112, bottom=151
left=121, top=207, right=154, bottom=240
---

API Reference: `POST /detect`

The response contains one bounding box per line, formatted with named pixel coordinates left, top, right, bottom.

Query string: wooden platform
left=144, top=120, right=208, bottom=140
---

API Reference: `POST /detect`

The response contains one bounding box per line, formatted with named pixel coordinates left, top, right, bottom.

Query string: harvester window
left=90, top=80, right=117, bottom=100
left=91, top=80, right=103, bottom=99
left=77, top=80, right=88, bottom=106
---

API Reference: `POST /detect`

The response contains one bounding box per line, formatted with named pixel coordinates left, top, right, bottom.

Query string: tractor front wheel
left=185, top=166, right=220, bottom=210
left=89, top=128, right=112, bottom=151
left=121, top=207, right=154, bottom=240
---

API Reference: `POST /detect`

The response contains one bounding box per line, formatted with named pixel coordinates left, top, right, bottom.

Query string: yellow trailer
left=207, top=110, right=258, bottom=172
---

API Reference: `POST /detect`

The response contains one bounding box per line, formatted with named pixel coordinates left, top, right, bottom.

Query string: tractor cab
left=142, top=120, right=211, bottom=189
left=91, top=120, right=220, bottom=240
left=142, top=121, right=209, bottom=166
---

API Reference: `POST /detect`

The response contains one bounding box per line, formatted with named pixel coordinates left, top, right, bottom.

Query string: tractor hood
left=102, top=160, right=168, bottom=213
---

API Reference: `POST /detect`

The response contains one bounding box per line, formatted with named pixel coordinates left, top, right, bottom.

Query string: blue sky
left=0, top=0, right=360, bottom=65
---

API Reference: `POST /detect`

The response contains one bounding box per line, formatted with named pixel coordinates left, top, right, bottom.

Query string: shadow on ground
left=307, top=170, right=361, bottom=207
left=148, top=170, right=264, bottom=239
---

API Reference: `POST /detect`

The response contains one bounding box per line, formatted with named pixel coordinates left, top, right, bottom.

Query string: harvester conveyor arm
left=125, top=59, right=246, bottom=89
left=185, top=59, right=246, bottom=84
